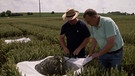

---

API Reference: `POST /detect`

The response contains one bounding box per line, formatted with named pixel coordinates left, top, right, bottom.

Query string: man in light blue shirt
left=83, top=8, right=124, bottom=70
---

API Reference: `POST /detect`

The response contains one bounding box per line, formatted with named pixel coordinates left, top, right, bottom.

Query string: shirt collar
left=93, top=16, right=102, bottom=29
left=97, top=16, right=102, bottom=27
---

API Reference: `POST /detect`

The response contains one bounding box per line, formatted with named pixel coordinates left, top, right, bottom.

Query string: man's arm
left=87, top=38, right=97, bottom=57
left=59, top=34, right=70, bottom=54
left=73, top=37, right=90, bottom=55
left=92, top=36, right=115, bottom=59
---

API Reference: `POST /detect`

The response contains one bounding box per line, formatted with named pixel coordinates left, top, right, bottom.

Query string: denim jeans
left=99, top=48, right=123, bottom=70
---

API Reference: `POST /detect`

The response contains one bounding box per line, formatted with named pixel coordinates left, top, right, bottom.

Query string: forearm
left=59, top=35, right=70, bottom=54
left=98, top=42, right=114, bottom=56
left=60, top=39, right=66, bottom=49
left=59, top=35, right=67, bottom=49
left=77, top=37, right=90, bottom=50
left=88, top=38, right=97, bottom=56
left=73, top=37, right=90, bottom=56
left=97, top=36, right=115, bottom=56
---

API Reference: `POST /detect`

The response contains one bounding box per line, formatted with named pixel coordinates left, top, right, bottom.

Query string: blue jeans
left=99, top=48, right=123, bottom=70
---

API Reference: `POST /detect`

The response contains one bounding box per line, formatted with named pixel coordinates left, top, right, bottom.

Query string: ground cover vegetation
left=0, top=13, right=135, bottom=76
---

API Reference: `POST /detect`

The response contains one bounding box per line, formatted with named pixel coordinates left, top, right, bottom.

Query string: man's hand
left=86, top=54, right=91, bottom=58
left=73, top=48, right=81, bottom=56
left=92, top=52, right=100, bottom=59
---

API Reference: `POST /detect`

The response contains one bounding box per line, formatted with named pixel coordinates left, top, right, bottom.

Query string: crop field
left=0, top=14, right=135, bottom=76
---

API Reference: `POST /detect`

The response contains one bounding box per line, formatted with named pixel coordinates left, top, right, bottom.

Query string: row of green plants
left=0, top=24, right=23, bottom=38
left=0, top=22, right=62, bottom=76
left=0, top=15, right=135, bottom=76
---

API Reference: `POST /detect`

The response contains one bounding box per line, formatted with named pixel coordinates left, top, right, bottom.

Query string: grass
left=0, top=14, right=135, bottom=76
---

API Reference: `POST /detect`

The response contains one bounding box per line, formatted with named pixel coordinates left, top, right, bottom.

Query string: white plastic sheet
left=5, top=37, right=30, bottom=44
left=16, top=56, right=92, bottom=76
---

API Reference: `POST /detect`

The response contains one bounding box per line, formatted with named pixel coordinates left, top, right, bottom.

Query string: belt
left=107, top=47, right=123, bottom=54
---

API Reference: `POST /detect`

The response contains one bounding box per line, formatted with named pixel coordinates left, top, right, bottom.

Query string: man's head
left=83, top=9, right=99, bottom=26
left=62, top=8, right=79, bottom=21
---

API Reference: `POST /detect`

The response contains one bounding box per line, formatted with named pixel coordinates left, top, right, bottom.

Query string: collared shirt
left=90, top=16, right=124, bottom=52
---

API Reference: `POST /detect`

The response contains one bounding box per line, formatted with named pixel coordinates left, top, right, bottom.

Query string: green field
left=0, top=14, right=135, bottom=76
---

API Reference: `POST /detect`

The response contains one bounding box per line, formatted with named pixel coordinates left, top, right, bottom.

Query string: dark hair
left=83, top=9, right=97, bottom=18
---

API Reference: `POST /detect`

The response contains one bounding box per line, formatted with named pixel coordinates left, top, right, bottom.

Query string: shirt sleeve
left=104, top=19, right=117, bottom=38
left=82, top=23, right=91, bottom=38
left=90, top=27, right=94, bottom=38
left=84, top=26, right=91, bottom=37
left=60, top=25, right=66, bottom=35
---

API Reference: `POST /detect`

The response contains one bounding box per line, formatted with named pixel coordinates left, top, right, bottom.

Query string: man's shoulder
left=62, top=22, right=69, bottom=27
left=100, top=16, right=113, bottom=22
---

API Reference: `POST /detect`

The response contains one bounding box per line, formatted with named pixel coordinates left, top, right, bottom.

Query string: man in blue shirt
left=60, top=8, right=90, bottom=58
left=83, top=9, right=124, bottom=70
